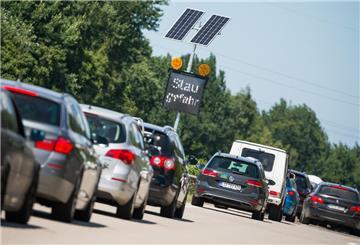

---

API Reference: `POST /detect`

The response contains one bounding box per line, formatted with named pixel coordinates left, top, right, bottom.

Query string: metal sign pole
left=173, top=44, right=197, bottom=131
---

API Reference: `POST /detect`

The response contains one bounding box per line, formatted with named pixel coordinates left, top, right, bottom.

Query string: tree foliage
left=1, top=1, right=358, bottom=189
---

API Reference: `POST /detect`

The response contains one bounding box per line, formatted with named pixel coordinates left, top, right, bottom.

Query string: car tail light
left=149, top=156, right=176, bottom=171
left=310, top=195, right=324, bottom=204
left=288, top=191, right=295, bottom=196
left=2, top=85, right=38, bottom=97
left=246, top=179, right=262, bottom=187
left=105, top=149, right=135, bottom=165
left=350, top=206, right=360, bottom=213
left=201, top=168, right=218, bottom=178
left=35, top=137, right=73, bottom=155
left=270, top=190, right=280, bottom=197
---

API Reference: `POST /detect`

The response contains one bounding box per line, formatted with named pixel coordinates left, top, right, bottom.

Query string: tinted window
left=294, top=174, right=311, bottom=193
left=319, top=186, right=359, bottom=202
left=68, top=102, right=86, bottom=136
left=144, top=128, right=172, bottom=156
left=12, top=93, right=60, bottom=126
left=286, top=178, right=297, bottom=189
left=241, top=148, right=275, bottom=171
left=85, top=114, right=126, bottom=143
left=130, top=123, right=144, bottom=149
left=207, top=156, right=259, bottom=179
left=1, top=92, right=19, bottom=132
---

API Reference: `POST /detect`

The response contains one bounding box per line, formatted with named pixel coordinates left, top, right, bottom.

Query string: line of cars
left=191, top=140, right=360, bottom=236
left=1, top=78, right=197, bottom=224
left=1, top=78, right=359, bottom=237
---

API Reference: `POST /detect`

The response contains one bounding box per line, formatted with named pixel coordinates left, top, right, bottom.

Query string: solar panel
left=190, top=15, right=230, bottom=46
left=165, top=8, right=204, bottom=41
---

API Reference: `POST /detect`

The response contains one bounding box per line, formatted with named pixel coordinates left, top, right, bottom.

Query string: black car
left=300, top=182, right=360, bottom=235
left=289, top=169, right=313, bottom=217
left=191, top=152, right=269, bottom=221
left=1, top=89, right=39, bottom=224
left=2, top=78, right=102, bottom=222
left=144, top=123, right=197, bottom=219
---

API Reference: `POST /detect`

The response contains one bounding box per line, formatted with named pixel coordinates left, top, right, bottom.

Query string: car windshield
left=144, top=128, right=172, bottom=157
left=207, top=156, right=259, bottom=179
left=241, top=148, right=275, bottom=172
left=319, top=186, right=359, bottom=201
left=85, top=114, right=126, bottom=143
left=12, top=93, right=61, bottom=126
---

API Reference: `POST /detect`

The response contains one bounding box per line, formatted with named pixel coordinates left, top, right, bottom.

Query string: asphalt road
left=1, top=203, right=359, bottom=244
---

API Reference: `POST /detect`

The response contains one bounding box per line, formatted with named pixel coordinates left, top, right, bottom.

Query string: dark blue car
left=283, top=177, right=300, bottom=222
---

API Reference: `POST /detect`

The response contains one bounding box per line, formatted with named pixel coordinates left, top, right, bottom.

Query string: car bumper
left=148, top=182, right=177, bottom=207
left=36, top=171, right=74, bottom=204
left=195, top=181, right=265, bottom=212
left=308, top=205, right=360, bottom=230
left=96, top=175, right=134, bottom=206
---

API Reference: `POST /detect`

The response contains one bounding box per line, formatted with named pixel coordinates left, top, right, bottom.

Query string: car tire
left=285, top=215, right=296, bottom=223
left=5, top=167, right=38, bottom=224
left=299, top=209, right=311, bottom=224
left=160, top=192, right=178, bottom=219
left=133, top=194, right=148, bottom=220
left=116, top=191, right=137, bottom=220
left=74, top=196, right=96, bottom=222
left=251, top=210, right=264, bottom=221
left=52, top=175, right=81, bottom=223
left=174, top=193, right=188, bottom=219
left=268, top=204, right=282, bottom=222
left=350, top=228, right=360, bottom=237
left=191, top=196, right=204, bottom=207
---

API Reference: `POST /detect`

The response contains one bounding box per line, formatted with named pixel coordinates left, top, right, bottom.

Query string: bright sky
left=144, top=1, right=360, bottom=146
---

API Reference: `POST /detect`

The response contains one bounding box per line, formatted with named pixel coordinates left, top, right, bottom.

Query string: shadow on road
left=93, top=209, right=157, bottom=225
left=144, top=210, right=195, bottom=223
left=202, top=206, right=271, bottom=224
left=33, top=210, right=107, bottom=228
left=1, top=219, right=43, bottom=229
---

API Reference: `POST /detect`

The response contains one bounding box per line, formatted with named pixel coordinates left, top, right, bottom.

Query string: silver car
left=81, top=104, right=153, bottom=220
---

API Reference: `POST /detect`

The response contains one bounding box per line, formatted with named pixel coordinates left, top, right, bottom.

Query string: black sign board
left=163, top=69, right=207, bottom=115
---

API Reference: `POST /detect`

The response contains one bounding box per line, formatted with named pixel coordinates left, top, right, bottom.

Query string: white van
left=230, top=140, right=288, bottom=222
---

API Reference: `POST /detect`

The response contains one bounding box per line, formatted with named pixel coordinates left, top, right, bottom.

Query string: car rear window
left=144, top=128, right=172, bottom=157
left=12, top=93, right=61, bottom=126
left=85, top=114, right=126, bottom=143
left=319, top=186, right=359, bottom=202
left=294, top=174, right=311, bottom=193
left=207, top=156, right=259, bottom=179
left=241, top=148, right=275, bottom=172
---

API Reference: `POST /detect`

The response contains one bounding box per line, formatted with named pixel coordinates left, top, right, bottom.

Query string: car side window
left=67, top=100, right=86, bottom=137
left=1, top=92, right=19, bottom=133
left=133, top=124, right=145, bottom=150
left=128, top=123, right=139, bottom=147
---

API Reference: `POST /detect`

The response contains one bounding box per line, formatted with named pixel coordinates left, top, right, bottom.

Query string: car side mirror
left=187, top=155, right=198, bottom=165
left=196, top=163, right=205, bottom=170
left=266, top=179, right=276, bottom=186
left=30, top=129, right=45, bottom=141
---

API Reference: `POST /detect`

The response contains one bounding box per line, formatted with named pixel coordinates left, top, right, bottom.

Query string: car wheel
left=74, top=195, right=96, bottom=222
left=160, top=192, right=178, bottom=218
left=285, top=215, right=296, bottom=223
left=133, top=194, right=148, bottom=220
left=52, top=175, right=81, bottom=223
left=5, top=168, right=38, bottom=224
left=268, top=204, right=282, bottom=222
left=191, top=196, right=204, bottom=207
left=251, top=210, right=264, bottom=221
left=350, top=228, right=360, bottom=237
left=174, top=193, right=188, bottom=219
left=117, top=189, right=137, bottom=220
left=299, top=209, right=310, bottom=224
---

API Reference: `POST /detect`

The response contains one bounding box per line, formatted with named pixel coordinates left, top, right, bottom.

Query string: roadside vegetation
left=1, top=1, right=359, bottom=189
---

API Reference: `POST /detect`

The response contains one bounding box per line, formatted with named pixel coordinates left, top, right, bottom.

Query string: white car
left=230, top=140, right=288, bottom=222
left=308, top=174, right=323, bottom=190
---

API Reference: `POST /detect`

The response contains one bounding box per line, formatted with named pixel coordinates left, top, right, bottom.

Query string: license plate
left=327, top=204, right=345, bottom=212
left=219, top=182, right=241, bottom=191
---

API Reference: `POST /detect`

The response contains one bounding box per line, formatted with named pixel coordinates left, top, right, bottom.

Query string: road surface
left=1, top=203, right=359, bottom=244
